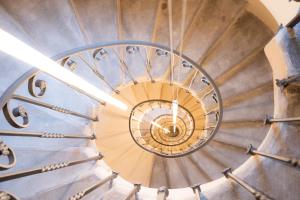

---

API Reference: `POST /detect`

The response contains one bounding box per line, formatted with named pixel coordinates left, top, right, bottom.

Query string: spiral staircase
left=0, top=0, right=299, bottom=199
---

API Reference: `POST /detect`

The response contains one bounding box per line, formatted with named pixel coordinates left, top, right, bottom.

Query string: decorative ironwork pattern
left=0, top=64, right=99, bottom=130
left=0, top=130, right=94, bottom=140
left=28, top=75, right=47, bottom=98
left=0, top=140, right=16, bottom=170
left=0, top=141, right=9, bottom=156
left=3, top=103, right=29, bottom=128
left=0, top=41, right=225, bottom=195
left=69, top=191, right=85, bottom=200
left=223, top=168, right=272, bottom=200
left=0, top=154, right=102, bottom=182
left=41, top=132, right=65, bottom=138
left=12, top=95, right=97, bottom=121
left=69, top=172, right=118, bottom=200
left=41, top=162, right=69, bottom=172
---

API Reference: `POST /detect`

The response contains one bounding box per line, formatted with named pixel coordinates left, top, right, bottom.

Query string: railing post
left=191, top=184, right=201, bottom=200
left=222, top=168, right=272, bottom=200
left=247, top=144, right=299, bottom=168
left=0, top=153, right=103, bottom=182
left=264, top=115, right=300, bottom=124
left=69, top=171, right=118, bottom=200
left=124, top=183, right=141, bottom=200
left=157, top=186, right=169, bottom=200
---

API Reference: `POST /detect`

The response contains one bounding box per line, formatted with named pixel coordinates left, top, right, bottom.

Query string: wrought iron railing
left=0, top=41, right=222, bottom=198
left=69, top=172, right=118, bottom=200
left=222, top=168, right=273, bottom=200
left=0, top=40, right=298, bottom=199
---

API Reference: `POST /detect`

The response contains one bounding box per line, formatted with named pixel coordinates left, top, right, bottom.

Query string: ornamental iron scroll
left=0, top=140, right=16, bottom=170
left=93, top=48, right=108, bottom=61
left=28, top=75, right=47, bottom=98
left=62, top=57, right=77, bottom=71
left=0, top=69, right=97, bottom=129
left=3, top=103, right=29, bottom=128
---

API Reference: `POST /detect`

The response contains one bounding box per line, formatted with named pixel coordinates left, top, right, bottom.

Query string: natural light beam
left=172, top=99, right=178, bottom=133
left=0, top=29, right=128, bottom=110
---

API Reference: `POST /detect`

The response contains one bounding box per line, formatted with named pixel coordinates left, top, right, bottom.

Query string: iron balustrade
left=264, top=115, right=300, bottom=124
left=77, top=55, right=120, bottom=94
left=69, top=172, right=118, bottom=200
left=0, top=130, right=95, bottom=139
left=247, top=144, right=299, bottom=168
left=12, top=95, right=97, bottom=121
left=0, top=41, right=225, bottom=197
left=0, top=153, right=103, bottom=182
left=222, top=168, right=272, bottom=200
left=0, top=70, right=99, bottom=129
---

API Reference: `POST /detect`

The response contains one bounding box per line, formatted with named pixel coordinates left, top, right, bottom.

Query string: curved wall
left=248, top=0, right=299, bottom=33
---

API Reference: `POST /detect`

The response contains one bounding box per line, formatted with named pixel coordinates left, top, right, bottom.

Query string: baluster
left=0, top=130, right=95, bottom=140
left=222, top=168, right=272, bottom=200
left=246, top=144, right=299, bottom=168
left=11, top=95, right=97, bottom=121
left=78, top=55, right=120, bottom=94
left=124, top=183, right=141, bottom=200
left=157, top=186, right=169, bottom=200
left=275, top=74, right=300, bottom=90
left=69, top=172, right=118, bottom=200
left=113, top=49, right=138, bottom=85
left=200, top=88, right=214, bottom=100
left=0, top=153, right=103, bottom=182
left=142, top=47, right=155, bottom=83
left=191, top=184, right=201, bottom=200
left=264, top=115, right=300, bottom=124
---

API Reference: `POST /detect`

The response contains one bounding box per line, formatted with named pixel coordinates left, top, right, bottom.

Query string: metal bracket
left=275, top=74, right=300, bottom=90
